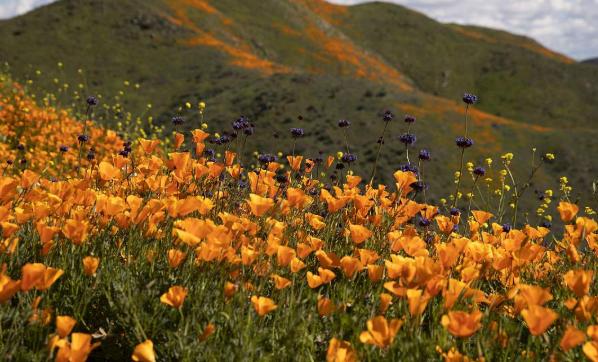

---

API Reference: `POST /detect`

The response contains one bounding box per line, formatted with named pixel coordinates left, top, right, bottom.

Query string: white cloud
left=0, top=0, right=55, bottom=19
left=0, top=0, right=596, bottom=60
left=327, top=0, right=598, bottom=60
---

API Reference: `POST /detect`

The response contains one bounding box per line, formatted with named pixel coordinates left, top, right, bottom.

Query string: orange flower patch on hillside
left=165, top=0, right=289, bottom=75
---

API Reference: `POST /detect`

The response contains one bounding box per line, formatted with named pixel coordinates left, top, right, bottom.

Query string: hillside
left=0, top=0, right=596, bottom=208
left=583, top=57, right=598, bottom=65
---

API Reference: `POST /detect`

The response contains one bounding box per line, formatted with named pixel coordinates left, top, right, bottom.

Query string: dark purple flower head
left=290, top=128, right=305, bottom=138
left=399, top=133, right=417, bottom=146
left=118, top=150, right=129, bottom=157
left=86, top=96, right=98, bottom=106
left=456, top=137, right=474, bottom=148
left=502, top=223, right=512, bottom=233
left=418, top=149, right=431, bottom=161
left=258, top=154, right=277, bottom=164
left=78, top=134, right=89, bottom=143
left=17, top=143, right=25, bottom=151
left=411, top=180, right=427, bottom=193
left=243, top=127, right=254, bottom=136
left=86, top=150, right=95, bottom=161
left=404, top=115, right=416, bottom=123
left=383, top=110, right=394, bottom=122
left=275, top=174, right=288, bottom=184
left=338, top=119, right=351, bottom=128
left=6, top=159, right=13, bottom=165
left=341, top=153, right=357, bottom=163
left=473, top=166, right=486, bottom=176
left=399, top=163, right=419, bottom=175
left=20, top=158, right=27, bottom=165
left=450, top=207, right=460, bottom=216
left=418, top=216, right=430, bottom=227
left=59, top=145, right=69, bottom=153
left=172, top=116, right=184, bottom=126
left=540, top=221, right=552, bottom=229
left=232, top=116, right=250, bottom=130
left=462, top=93, right=478, bottom=105
left=335, top=163, right=345, bottom=170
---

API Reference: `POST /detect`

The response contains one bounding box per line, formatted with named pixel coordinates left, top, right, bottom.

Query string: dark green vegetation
left=0, top=0, right=596, bottom=216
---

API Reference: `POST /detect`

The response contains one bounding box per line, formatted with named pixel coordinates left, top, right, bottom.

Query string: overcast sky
left=1, top=0, right=597, bottom=60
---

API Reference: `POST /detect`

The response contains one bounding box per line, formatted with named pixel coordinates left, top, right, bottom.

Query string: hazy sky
left=1, top=0, right=597, bottom=60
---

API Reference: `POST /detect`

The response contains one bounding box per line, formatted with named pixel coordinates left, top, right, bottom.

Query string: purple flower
left=86, top=96, right=98, bottom=106
left=341, top=153, right=357, bottom=163
left=258, top=154, right=277, bottom=164
left=172, top=116, right=184, bottom=126
left=78, top=134, right=89, bottom=143
left=418, top=149, right=431, bottom=161
left=473, top=166, right=486, bottom=176
left=338, top=119, right=351, bottom=128
left=455, top=137, right=474, bottom=148
left=462, top=93, right=478, bottom=105
left=290, top=128, right=305, bottom=138
left=383, top=110, right=394, bottom=122
left=59, top=145, right=69, bottom=152
left=450, top=207, right=460, bottom=216
left=404, top=115, right=416, bottom=123
left=502, top=223, right=512, bottom=232
left=232, top=116, right=250, bottom=130
left=399, top=133, right=416, bottom=146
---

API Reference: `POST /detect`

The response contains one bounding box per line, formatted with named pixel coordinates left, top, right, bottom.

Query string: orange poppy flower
left=160, top=286, right=188, bottom=309
left=251, top=295, right=277, bottom=317
left=290, top=257, right=306, bottom=273
left=367, top=264, right=384, bottom=282
left=0, top=272, right=20, bottom=303
left=276, top=245, right=296, bottom=267
left=557, top=201, right=579, bottom=223
left=98, top=161, right=121, bottom=181
left=62, top=219, right=89, bottom=245
left=521, top=305, right=558, bottom=336
left=340, top=256, right=363, bottom=278
left=359, top=315, right=403, bottom=348
left=348, top=224, right=372, bottom=244
left=270, top=274, right=292, bottom=290
left=56, top=315, right=77, bottom=338
left=82, top=256, right=99, bottom=276
left=564, top=269, right=593, bottom=297
left=56, top=333, right=100, bottom=362
left=138, top=138, right=160, bottom=154
left=287, top=155, right=303, bottom=172
left=379, top=293, right=393, bottom=314
left=471, top=210, right=493, bottom=225
left=584, top=341, right=598, bottom=362
left=247, top=193, right=274, bottom=217
left=559, top=325, right=586, bottom=352
left=393, top=170, right=417, bottom=195
left=317, top=295, right=336, bottom=317
left=327, top=338, right=358, bottom=362
left=441, top=310, right=483, bottom=338
left=199, top=323, right=216, bottom=342
left=132, top=339, right=156, bottom=362
left=223, top=282, right=238, bottom=299
left=167, top=249, right=186, bottom=268
left=21, top=263, right=63, bottom=291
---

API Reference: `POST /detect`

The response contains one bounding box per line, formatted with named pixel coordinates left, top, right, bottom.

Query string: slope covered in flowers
left=0, top=80, right=597, bottom=362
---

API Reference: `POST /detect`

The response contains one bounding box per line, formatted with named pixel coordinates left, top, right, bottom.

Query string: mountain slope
left=0, top=0, right=596, bottom=209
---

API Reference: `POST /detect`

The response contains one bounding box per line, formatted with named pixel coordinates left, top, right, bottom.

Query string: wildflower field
left=0, top=73, right=597, bottom=362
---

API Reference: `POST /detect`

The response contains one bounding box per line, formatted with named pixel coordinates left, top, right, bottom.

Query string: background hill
left=0, top=0, right=596, bottom=215
left=583, top=57, right=598, bottom=65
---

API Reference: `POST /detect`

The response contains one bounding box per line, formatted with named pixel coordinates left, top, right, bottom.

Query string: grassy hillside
left=0, top=0, right=596, bottom=211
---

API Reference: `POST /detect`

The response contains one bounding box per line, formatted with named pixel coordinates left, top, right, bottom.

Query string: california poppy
left=521, top=305, right=558, bottom=336
left=132, top=339, right=156, bottom=362
left=82, top=256, right=99, bottom=276
left=441, top=310, right=483, bottom=338
left=160, top=286, right=188, bottom=309
left=359, top=315, right=403, bottom=348
left=251, top=295, right=277, bottom=316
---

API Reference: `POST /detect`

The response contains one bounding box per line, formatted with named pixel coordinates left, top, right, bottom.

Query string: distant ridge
left=582, top=57, right=598, bottom=65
